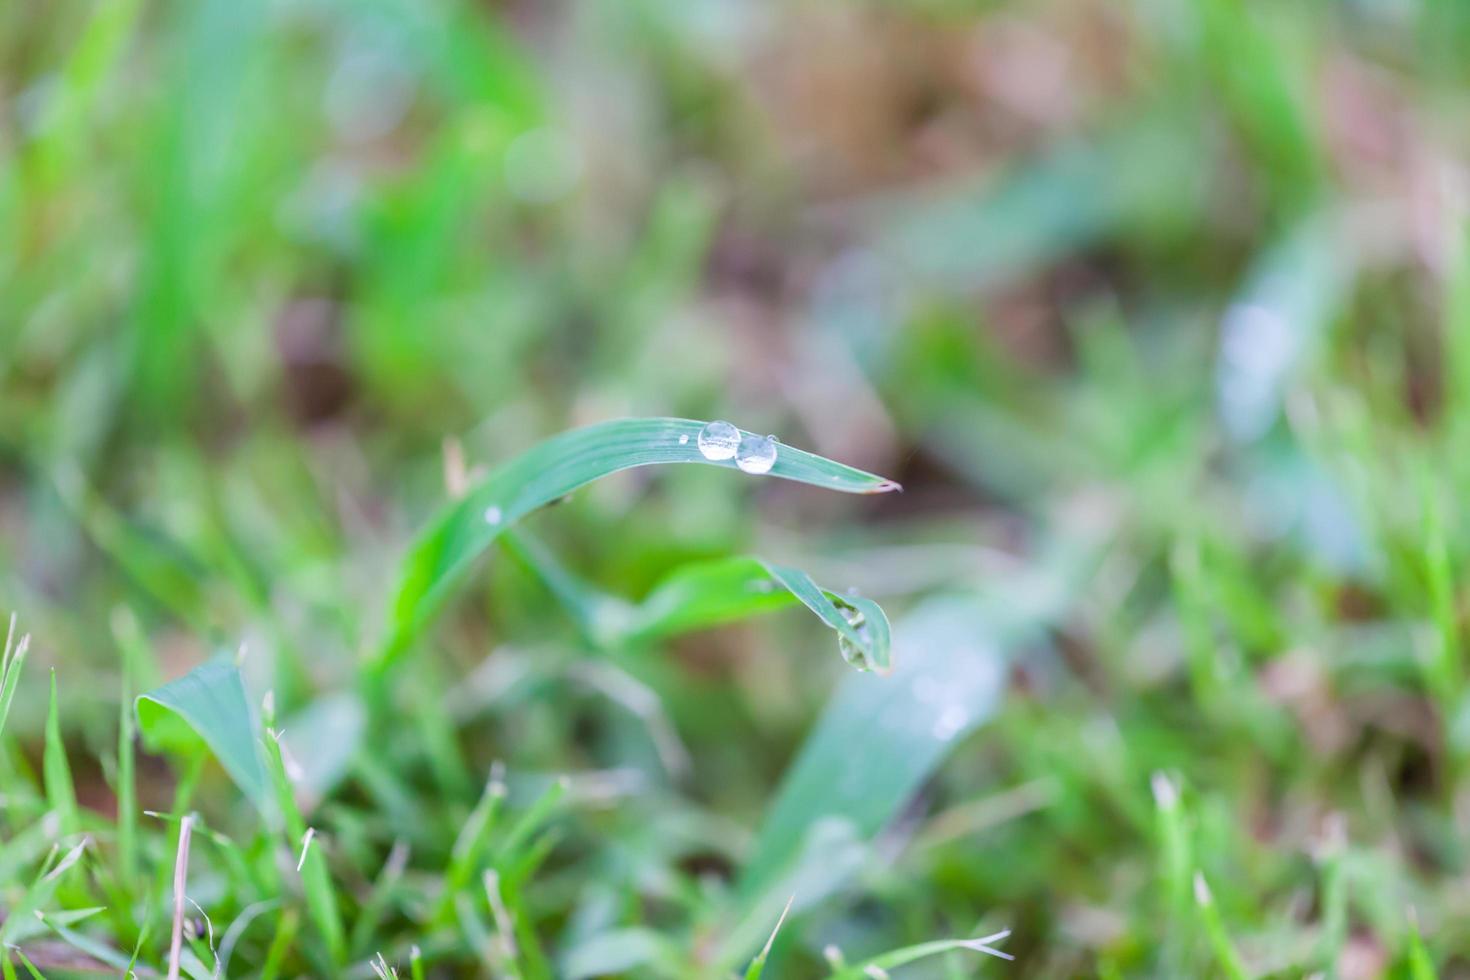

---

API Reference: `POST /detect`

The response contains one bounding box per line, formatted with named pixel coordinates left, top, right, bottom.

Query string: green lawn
left=3, top=0, right=1470, bottom=976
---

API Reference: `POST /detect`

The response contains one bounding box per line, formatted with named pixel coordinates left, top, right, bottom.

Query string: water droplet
left=697, top=420, right=740, bottom=461
left=678, top=433, right=689, bottom=445
left=484, top=505, right=503, bottom=525
left=735, top=433, right=778, bottom=475
left=836, top=602, right=872, bottom=671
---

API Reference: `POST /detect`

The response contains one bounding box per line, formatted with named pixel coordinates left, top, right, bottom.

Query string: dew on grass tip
left=484, top=505, right=503, bottom=525
left=697, top=420, right=740, bottom=460
left=835, top=600, right=873, bottom=671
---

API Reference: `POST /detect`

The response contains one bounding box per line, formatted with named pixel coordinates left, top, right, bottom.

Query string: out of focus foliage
left=4, top=0, right=1470, bottom=975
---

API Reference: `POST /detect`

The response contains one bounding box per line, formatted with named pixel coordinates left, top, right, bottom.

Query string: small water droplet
left=735, top=433, right=778, bottom=475
left=678, top=433, right=689, bottom=445
left=697, top=420, right=740, bottom=461
left=836, top=601, right=872, bottom=670
left=484, top=505, right=503, bottom=525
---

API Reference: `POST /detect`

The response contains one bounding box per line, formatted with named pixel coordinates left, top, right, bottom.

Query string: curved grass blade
left=507, top=536, right=892, bottom=672
left=736, top=598, right=1009, bottom=910
left=719, top=525, right=1106, bottom=967
left=377, top=418, right=898, bottom=669
left=0, top=615, right=30, bottom=739
left=136, top=659, right=266, bottom=808
left=827, top=932, right=1013, bottom=978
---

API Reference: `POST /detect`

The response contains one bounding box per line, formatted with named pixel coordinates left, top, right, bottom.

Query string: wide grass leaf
left=378, top=417, right=898, bottom=668
left=136, top=659, right=266, bottom=807
left=736, top=598, right=1008, bottom=906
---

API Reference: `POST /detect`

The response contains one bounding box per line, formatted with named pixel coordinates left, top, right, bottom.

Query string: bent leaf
left=738, top=598, right=1009, bottom=903
left=379, top=417, right=898, bottom=669
left=136, top=659, right=266, bottom=808
left=507, top=536, right=892, bottom=672
left=720, top=524, right=1106, bottom=967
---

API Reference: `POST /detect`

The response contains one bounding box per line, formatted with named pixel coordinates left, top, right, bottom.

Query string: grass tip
left=1150, top=771, right=1177, bottom=810
left=962, top=929, right=1015, bottom=961
left=1193, top=872, right=1212, bottom=907
left=297, top=827, right=316, bottom=871
left=757, top=894, right=795, bottom=961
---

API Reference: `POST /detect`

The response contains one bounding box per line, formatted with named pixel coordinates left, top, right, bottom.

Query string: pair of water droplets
left=692, top=420, right=777, bottom=475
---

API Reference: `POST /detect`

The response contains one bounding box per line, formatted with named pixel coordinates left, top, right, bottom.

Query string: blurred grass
left=4, top=0, right=1470, bottom=975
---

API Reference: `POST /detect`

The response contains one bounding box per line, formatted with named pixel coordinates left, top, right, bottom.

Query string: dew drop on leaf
left=697, top=420, right=740, bottom=460
left=735, top=433, right=778, bottom=475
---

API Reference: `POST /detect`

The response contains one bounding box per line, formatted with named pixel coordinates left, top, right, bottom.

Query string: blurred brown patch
left=275, top=296, right=354, bottom=425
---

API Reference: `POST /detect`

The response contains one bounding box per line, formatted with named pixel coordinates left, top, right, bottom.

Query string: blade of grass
left=743, top=895, right=793, bottom=980
left=117, top=637, right=138, bottom=900
left=0, top=615, right=30, bottom=738
left=493, top=776, right=567, bottom=865
left=722, top=598, right=1009, bottom=965
left=1407, top=909, right=1436, bottom=980
left=45, top=671, right=80, bottom=836
left=827, top=931, right=1013, bottom=978
left=36, top=910, right=143, bottom=974
left=1153, top=772, right=1192, bottom=973
left=261, top=696, right=346, bottom=966
left=1193, top=874, right=1248, bottom=980
left=376, top=417, right=899, bottom=670
left=510, top=536, right=894, bottom=671
left=136, top=658, right=267, bottom=807
left=432, top=769, right=507, bottom=926
left=349, top=843, right=410, bottom=958
left=258, top=908, right=299, bottom=980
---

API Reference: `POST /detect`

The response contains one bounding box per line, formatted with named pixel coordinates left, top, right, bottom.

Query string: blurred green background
left=5, top=0, right=1470, bottom=975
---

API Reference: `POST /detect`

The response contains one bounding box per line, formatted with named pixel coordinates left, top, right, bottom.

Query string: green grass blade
left=724, top=598, right=1011, bottom=964
left=828, top=932, right=1013, bottom=978
left=45, top=671, right=80, bottom=836
left=762, top=563, right=890, bottom=673
left=349, top=843, right=409, bottom=957
left=432, top=771, right=507, bottom=926
left=614, top=555, right=795, bottom=642
left=1152, top=771, right=1193, bottom=973
left=136, top=658, right=267, bottom=808
left=494, top=776, right=567, bottom=866
left=742, top=895, right=792, bottom=980
left=0, top=616, right=30, bottom=739
left=9, top=950, right=42, bottom=980
left=258, top=908, right=299, bottom=980
left=1408, top=909, right=1437, bottom=980
left=514, top=544, right=894, bottom=672
left=117, top=634, right=138, bottom=897
left=376, top=417, right=898, bottom=669
left=1193, top=875, right=1248, bottom=980
left=261, top=697, right=346, bottom=966
left=36, top=911, right=143, bottom=974
left=500, top=530, right=625, bottom=647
